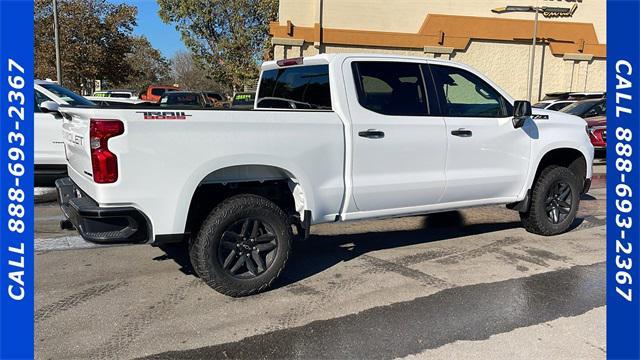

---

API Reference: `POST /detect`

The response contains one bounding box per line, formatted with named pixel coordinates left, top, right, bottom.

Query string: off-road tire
left=190, top=194, right=292, bottom=297
left=520, top=166, right=580, bottom=236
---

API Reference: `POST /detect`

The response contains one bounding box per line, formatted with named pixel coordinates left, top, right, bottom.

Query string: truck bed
left=59, top=106, right=346, bottom=239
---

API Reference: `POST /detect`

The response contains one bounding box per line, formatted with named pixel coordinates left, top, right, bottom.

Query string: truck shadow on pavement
left=154, top=211, right=589, bottom=291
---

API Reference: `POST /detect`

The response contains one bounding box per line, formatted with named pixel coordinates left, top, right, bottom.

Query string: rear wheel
left=190, top=194, right=292, bottom=297
left=520, top=166, right=580, bottom=236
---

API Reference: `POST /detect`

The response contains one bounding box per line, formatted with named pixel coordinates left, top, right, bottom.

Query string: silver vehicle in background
left=35, top=80, right=95, bottom=185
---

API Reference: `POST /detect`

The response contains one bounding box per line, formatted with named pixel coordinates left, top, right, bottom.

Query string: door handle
left=451, top=128, right=472, bottom=137
left=358, top=129, right=385, bottom=139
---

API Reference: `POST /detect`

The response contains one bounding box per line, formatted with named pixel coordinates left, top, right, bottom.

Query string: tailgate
left=60, top=107, right=93, bottom=179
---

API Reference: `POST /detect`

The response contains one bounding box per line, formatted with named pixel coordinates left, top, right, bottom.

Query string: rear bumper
left=55, top=177, right=150, bottom=244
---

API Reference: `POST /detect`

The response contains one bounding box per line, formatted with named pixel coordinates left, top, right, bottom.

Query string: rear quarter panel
left=67, top=109, right=345, bottom=237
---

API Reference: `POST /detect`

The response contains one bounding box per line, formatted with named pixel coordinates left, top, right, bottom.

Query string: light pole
left=53, top=0, right=62, bottom=85
left=492, top=5, right=572, bottom=102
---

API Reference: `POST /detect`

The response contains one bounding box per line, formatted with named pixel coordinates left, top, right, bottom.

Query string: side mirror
left=512, top=100, right=532, bottom=128
left=40, top=101, right=61, bottom=115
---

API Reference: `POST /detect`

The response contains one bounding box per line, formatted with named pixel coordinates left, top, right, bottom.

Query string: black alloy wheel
left=520, top=165, right=580, bottom=236
left=218, top=218, right=278, bottom=279
left=545, top=180, right=573, bottom=224
left=191, top=194, right=292, bottom=297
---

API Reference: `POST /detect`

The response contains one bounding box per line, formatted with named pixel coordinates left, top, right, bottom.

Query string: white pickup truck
left=56, top=54, right=594, bottom=296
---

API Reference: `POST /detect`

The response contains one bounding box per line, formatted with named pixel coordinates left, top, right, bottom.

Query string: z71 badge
left=136, top=111, right=192, bottom=120
left=532, top=114, right=549, bottom=120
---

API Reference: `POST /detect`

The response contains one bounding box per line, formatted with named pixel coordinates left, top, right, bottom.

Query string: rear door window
left=257, top=65, right=331, bottom=110
left=352, top=62, right=430, bottom=116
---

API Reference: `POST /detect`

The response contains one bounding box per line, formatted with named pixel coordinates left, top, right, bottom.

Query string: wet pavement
left=143, top=262, right=604, bottom=360
left=35, top=164, right=606, bottom=359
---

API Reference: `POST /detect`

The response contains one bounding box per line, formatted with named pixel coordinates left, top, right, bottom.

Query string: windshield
left=560, top=100, right=598, bottom=116
left=532, top=102, right=549, bottom=109
left=41, top=83, right=95, bottom=106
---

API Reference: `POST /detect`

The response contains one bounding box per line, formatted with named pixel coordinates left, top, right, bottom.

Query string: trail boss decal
left=136, top=111, right=192, bottom=120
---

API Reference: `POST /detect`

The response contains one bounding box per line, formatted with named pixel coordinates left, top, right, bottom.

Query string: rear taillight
left=90, top=119, right=124, bottom=183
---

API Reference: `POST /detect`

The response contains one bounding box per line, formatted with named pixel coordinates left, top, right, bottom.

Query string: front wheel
left=190, top=194, right=292, bottom=297
left=520, top=166, right=580, bottom=236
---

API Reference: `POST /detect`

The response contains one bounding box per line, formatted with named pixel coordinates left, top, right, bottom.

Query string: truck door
left=426, top=64, right=531, bottom=203
left=345, top=59, right=447, bottom=212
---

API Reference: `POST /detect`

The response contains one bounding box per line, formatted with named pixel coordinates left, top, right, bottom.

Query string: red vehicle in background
left=139, top=85, right=179, bottom=102
left=586, top=116, right=606, bottom=153
left=560, top=98, right=606, bottom=155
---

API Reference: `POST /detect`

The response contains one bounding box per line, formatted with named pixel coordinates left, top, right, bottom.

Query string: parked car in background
left=92, top=89, right=138, bottom=99
left=586, top=116, right=606, bottom=153
left=567, top=92, right=606, bottom=100
left=160, top=91, right=211, bottom=108
left=35, top=80, right=95, bottom=185
left=139, top=85, right=179, bottom=102
left=231, top=91, right=256, bottom=109
left=542, top=91, right=605, bottom=101
left=533, top=99, right=575, bottom=111
left=85, top=96, right=154, bottom=108
left=560, top=98, right=606, bottom=119
left=542, top=91, right=571, bottom=101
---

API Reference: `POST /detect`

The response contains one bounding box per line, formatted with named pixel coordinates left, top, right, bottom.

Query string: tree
left=157, top=0, right=278, bottom=91
left=120, top=36, right=172, bottom=91
left=170, top=50, right=228, bottom=93
left=34, top=0, right=162, bottom=94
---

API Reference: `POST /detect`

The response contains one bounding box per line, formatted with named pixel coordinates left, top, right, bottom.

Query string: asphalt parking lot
left=35, top=162, right=606, bottom=360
